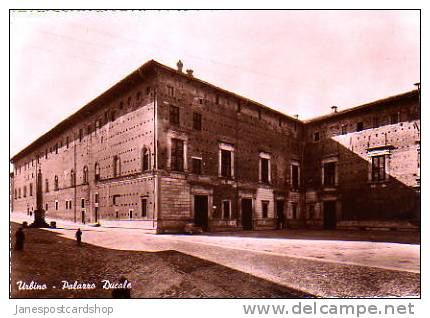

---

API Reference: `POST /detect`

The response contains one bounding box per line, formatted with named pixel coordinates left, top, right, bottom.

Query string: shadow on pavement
left=10, top=222, right=313, bottom=299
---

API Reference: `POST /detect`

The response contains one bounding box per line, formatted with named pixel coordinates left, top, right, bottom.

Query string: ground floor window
left=222, top=200, right=231, bottom=219
left=262, top=200, right=269, bottom=218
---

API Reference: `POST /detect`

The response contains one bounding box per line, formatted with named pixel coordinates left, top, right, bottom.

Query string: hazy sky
left=10, top=10, right=420, bottom=156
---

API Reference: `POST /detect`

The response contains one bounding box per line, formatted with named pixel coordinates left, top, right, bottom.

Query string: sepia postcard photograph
left=9, top=9, right=420, bottom=305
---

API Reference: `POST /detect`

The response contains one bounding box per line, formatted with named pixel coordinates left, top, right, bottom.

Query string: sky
left=10, top=10, right=420, bottom=157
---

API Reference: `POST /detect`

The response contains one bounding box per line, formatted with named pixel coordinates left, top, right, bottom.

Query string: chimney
left=186, top=69, right=194, bottom=77
left=176, top=60, right=183, bottom=72
left=331, top=105, right=338, bottom=113
left=294, top=114, right=299, bottom=119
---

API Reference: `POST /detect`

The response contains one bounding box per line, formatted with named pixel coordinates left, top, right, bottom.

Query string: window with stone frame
left=70, top=169, right=76, bottom=187
left=291, top=163, right=300, bottom=189
left=141, top=198, right=147, bottom=218
left=54, top=175, right=59, bottom=191
left=371, top=155, right=386, bottom=182
left=83, top=166, right=89, bottom=184
left=45, top=179, right=49, bottom=192
left=94, top=162, right=100, bottom=181
left=222, top=200, right=231, bottom=219
left=142, top=147, right=150, bottom=171
left=221, top=149, right=232, bottom=178
left=171, top=138, right=184, bottom=171
left=260, top=157, right=270, bottom=183
left=169, top=105, right=180, bottom=125
left=262, top=200, right=269, bottom=218
left=193, top=112, right=202, bottom=130
left=113, top=156, right=121, bottom=177
left=323, top=162, right=336, bottom=187
left=191, top=157, right=202, bottom=174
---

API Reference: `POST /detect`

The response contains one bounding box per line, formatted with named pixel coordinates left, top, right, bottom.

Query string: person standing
left=75, top=228, right=82, bottom=246
left=15, top=227, right=25, bottom=251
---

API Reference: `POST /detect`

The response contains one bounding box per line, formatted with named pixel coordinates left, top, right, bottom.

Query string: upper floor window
left=259, top=153, right=271, bottom=184
left=66, top=136, right=70, bottom=149
left=136, top=91, right=141, bottom=101
left=113, top=156, right=121, bottom=177
left=371, top=155, right=386, bottom=182
left=323, top=161, right=337, bottom=187
left=45, top=179, right=49, bottom=192
left=390, top=113, right=399, bottom=125
left=191, top=157, right=202, bottom=175
left=83, top=166, right=88, bottom=184
left=291, top=163, right=300, bottom=189
left=167, top=85, right=174, bottom=97
left=373, top=117, right=380, bottom=128
left=314, top=131, right=320, bottom=142
left=341, top=125, right=347, bottom=135
left=111, top=110, right=117, bottom=122
left=81, top=198, right=85, bottom=208
left=113, top=194, right=120, bottom=206
left=169, top=105, right=180, bottom=125
left=94, top=162, right=100, bottom=181
left=29, top=183, right=33, bottom=196
left=70, top=169, right=76, bottom=187
left=23, top=186, right=27, bottom=197
left=193, top=112, right=202, bottom=130
left=142, top=147, right=150, bottom=171
left=219, top=143, right=234, bottom=178
left=171, top=138, right=184, bottom=172
left=356, top=122, right=364, bottom=132
left=54, top=175, right=59, bottom=191
left=18, top=188, right=21, bottom=198
left=79, top=128, right=83, bottom=142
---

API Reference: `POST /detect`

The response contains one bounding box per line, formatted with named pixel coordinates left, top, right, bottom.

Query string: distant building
left=10, top=60, right=420, bottom=232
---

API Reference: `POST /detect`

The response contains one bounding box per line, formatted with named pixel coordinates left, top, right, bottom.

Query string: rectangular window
left=171, top=138, right=184, bottom=171
left=79, top=128, right=83, bottom=142
left=221, top=149, right=232, bottom=178
left=169, top=105, right=180, bottom=125
left=23, top=186, right=27, bottom=197
left=191, top=158, right=202, bottom=174
left=371, top=155, right=386, bottom=182
left=167, top=85, right=174, bottom=97
left=55, top=201, right=59, bottom=211
left=291, top=164, right=299, bottom=189
left=373, top=117, right=380, bottom=128
left=141, top=198, right=147, bottom=218
left=66, top=201, right=69, bottom=210
left=193, top=112, right=202, bottom=130
left=94, top=193, right=99, bottom=204
left=113, top=194, right=120, bottom=206
left=223, top=200, right=231, bottom=219
left=356, top=122, right=364, bottom=132
left=390, top=113, right=399, bottom=125
left=29, top=183, right=33, bottom=196
left=292, top=203, right=298, bottom=219
left=215, top=94, right=220, bottom=105
left=81, top=198, right=85, bottom=208
left=261, top=158, right=270, bottom=183
left=262, top=200, right=269, bottom=218
left=66, top=136, right=69, bottom=149
left=314, top=131, right=320, bottom=142
left=323, top=162, right=336, bottom=187
left=341, top=125, right=347, bottom=135
left=45, top=203, right=48, bottom=211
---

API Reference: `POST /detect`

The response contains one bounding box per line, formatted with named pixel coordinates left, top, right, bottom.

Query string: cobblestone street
left=10, top=215, right=420, bottom=298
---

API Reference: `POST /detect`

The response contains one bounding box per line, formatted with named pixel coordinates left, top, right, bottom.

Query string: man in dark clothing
left=112, top=276, right=131, bottom=298
left=75, top=228, right=82, bottom=246
left=15, top=227, right=25, bottom=251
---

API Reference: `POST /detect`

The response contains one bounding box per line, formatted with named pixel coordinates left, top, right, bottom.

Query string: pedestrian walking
left=15, top=227, right=25, bottom=251
left=75, top=228, right=82, bottom=246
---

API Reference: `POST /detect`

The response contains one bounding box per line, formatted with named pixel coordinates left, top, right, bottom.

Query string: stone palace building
left=10, top=60, right=420, bottom=233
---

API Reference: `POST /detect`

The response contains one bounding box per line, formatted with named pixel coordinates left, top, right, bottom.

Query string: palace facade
left=10, top=60, right=420, bottom=232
